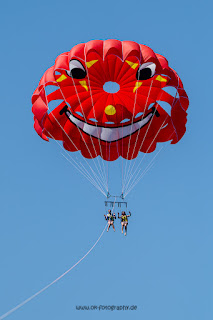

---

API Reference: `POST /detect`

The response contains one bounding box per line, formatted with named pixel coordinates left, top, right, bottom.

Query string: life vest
left=121, top=215, right=128, bottom=222
left=107, top=213, right=115, bottom=221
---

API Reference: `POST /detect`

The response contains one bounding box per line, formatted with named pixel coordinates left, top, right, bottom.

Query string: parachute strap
left=105, top=201, right=127, bottom=208
left=107, top=192, right=124, bottom=199
left=105, top=193, right=127, bottom=208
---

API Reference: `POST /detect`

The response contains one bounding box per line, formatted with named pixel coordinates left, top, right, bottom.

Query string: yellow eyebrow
left=156, top=75, right=167, bottom=82
left=133, top=81, right=142, bottom=93
left=86, top=60, right=98, bottom=68
left=56, top=74, right=67, bottom=82
left=79, top=80, right=88, bottom=91
left=125, top=60, right=139, bottom=70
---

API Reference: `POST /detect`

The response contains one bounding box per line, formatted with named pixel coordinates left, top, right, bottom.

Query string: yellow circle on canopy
left=105, top=105, right=116, bottom=115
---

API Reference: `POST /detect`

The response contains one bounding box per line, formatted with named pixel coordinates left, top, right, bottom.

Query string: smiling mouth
left=60, top=105, right=159, bottom=142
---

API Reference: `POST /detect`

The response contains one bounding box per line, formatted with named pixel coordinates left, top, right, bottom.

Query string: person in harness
left=118, top=211, right=131, bottom=236
left=104, top=209, right=116, bottom=232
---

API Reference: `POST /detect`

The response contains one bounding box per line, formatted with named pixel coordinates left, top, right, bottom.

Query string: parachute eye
left=136, top=62, right=156, bottom=80
left=67, top=59, right=87, bottom=79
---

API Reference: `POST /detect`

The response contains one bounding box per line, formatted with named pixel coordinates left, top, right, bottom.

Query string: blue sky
left=0, top=0, right=213, bottom=319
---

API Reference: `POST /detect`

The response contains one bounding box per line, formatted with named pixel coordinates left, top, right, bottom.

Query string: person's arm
left=127, top=211, right=131, bottom=217
left=104, top=214, right=107, bottom=220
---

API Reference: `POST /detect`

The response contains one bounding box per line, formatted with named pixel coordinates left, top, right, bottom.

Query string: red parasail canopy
left=32, top=39, right=189, bottom=161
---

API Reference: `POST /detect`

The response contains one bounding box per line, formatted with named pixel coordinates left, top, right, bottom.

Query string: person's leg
left=121, top=222, right=124, bottom=233
left=112, top=222, right=115, bottom=232
left=124, top=223, right=128, bottom=236
left=107, top=221, right=110, bottom=232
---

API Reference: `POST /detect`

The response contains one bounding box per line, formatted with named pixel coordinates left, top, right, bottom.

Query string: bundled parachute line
left=48, top=129, right=108, bottom=196
left=105, top=193, right=127, bottom=208
left=0, top=194, right=119, bottom=320
left=32, top=39, right=189, bottom=199
left=0, top=224, right=108, bottom=320
left=124, top=132, right=174, bottom=197
left=44, top=115, right=109, bottom=196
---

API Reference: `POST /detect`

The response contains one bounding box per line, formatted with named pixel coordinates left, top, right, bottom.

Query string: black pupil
left=137, top=67, right=152, bottom=80
left=70, top=68, right=86, bottom=79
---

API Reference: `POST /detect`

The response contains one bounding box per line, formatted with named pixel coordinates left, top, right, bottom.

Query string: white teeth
left=65, top=111, right=154, bottom=142
left=71, top=116, right=84, bottom=130
left=83, top=123, right=102, bottom=137
left=162, top=86, right=179, bottom=98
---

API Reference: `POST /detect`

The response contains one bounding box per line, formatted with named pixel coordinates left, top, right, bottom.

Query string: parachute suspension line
left=0, top=224, right=108, bottom=320
left=124, top=159, right=156, bottom=198
left=123, top=97, right=180, bottom=195
left=107, top=160, right=109, bottom=193
left=124, top=78, right=155, bottom=186
left=46, top=130, right=107, bottom=196
left=124, top=146, right=164, bottom=197
left=117, top=85, right=125, bottom=193
left=61, top=154, right=107, bottom=197
left=107, top=195, right=117, bottom=214
left=121, top=87, right=124, bottom=193
left=43, top=83, right=107, bottom=194
left=122, top=65, right=141, bottom=191
left=69, top=76, right=108, bottom=191
left=123, top=77, right=155, bottom=190
left=104, top=125, right=109, bottom=194
left=45, top=129, right=98, bottom=189
left=107, top=141, right=112, bottom=191
left=54, top=77, right=108, bottom=193
left=113, top=196, right=117, bottom=212
left=126, top=83, right=180, bottom=192
left=123, top=113, right=170, bottom=195
left=44, top=112, right=107, bottom=195
left=129, top=78, right=155, bottom=161
left=124, top=106, right=158, bottom=192
left=59, top=77, right=108, bottom=191
left=107, top=141, right=112, bottom=192
left=125, top=88, right=184, bottom=197
left=123, top=77, right=180, bottom=195
left=104, top=139, right=109, bottom=193
left=107, top=89, right=126, bottom=193
left=84, top=47, right=108, bottom=189
left=124, top=130, right=176, bottom=197
left=69, top=60, right=107, bottom=192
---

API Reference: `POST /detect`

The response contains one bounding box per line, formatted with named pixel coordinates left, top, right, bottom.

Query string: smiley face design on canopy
left=32, top=40, right=189, bottom=161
